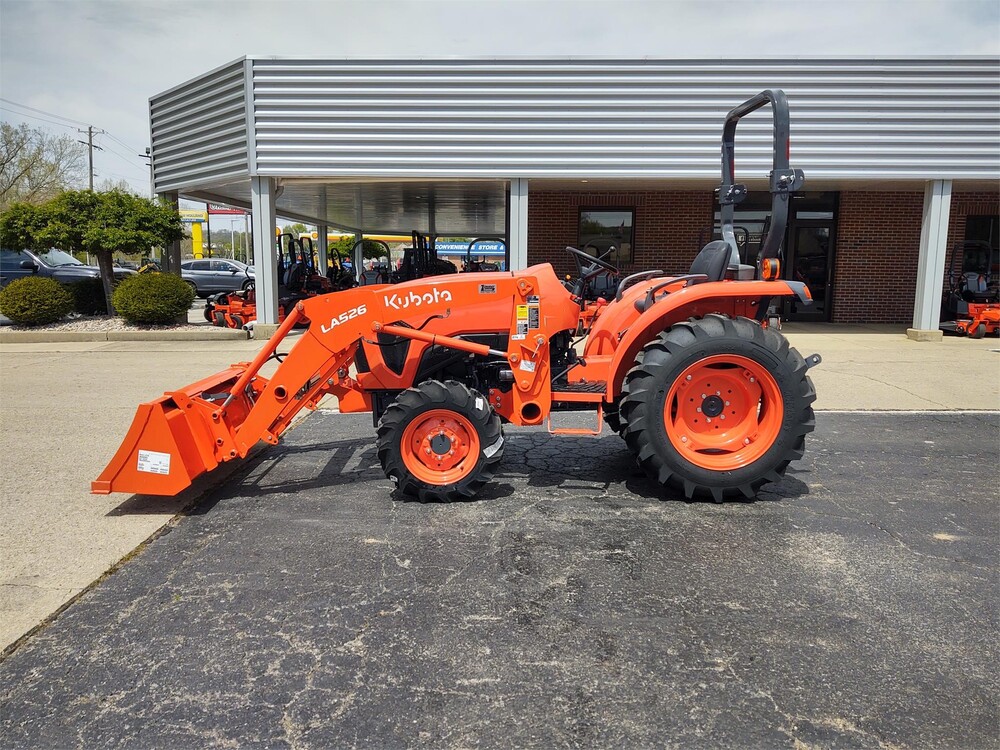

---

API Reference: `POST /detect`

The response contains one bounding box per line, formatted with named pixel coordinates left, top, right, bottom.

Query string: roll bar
left=718, top=89, right=805, bottom=269
left=465, top=237, right=507, bottom=267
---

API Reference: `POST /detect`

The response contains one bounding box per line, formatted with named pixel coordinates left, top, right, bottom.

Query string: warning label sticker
left=528, top=305, right=540, bottom=329
left=137, top=450, right=171, bottom=475
left=527, top=295, right=540, bottom=303
left=519, top=359, right=537, bottom=373
left=516, top=304, right=529, bottom=336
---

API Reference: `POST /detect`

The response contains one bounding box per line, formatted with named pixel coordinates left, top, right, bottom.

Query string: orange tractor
left=94, top=90, right=820, bottom=502
left=206, top=234, right=355, bottom=329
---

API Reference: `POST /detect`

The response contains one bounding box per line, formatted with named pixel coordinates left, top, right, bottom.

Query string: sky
left=1, top=0, right=998, bottom=198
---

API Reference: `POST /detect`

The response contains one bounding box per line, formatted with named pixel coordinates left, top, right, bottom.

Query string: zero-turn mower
left=940, top=240, right=1000, bottom=338
left=94, top=89, right=820, bottom=502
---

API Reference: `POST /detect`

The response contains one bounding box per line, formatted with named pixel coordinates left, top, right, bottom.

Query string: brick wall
left=833, top=191, right=925, bottom=323
left=527, top=191, right=712, bottom=278
left=527, top=188, right=999, bottom=325
left=833, top=190, right=998, bottom=324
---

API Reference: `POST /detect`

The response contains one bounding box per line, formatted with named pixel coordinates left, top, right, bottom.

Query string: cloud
left=1, top=0, right=997, bottom=195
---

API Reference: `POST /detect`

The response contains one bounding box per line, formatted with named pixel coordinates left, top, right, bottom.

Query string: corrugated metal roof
left=149, top=57, right=1000, bottom=197
left=150, top=59, right=251, bottom=193
left=249, top=58, right=1000, bottom=181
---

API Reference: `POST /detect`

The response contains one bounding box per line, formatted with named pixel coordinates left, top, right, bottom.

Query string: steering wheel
left=565, top=245, right=618, bottom=275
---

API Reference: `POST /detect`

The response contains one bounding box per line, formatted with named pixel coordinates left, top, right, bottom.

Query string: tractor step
left=551, top=380, right=607, bottom=404
left=547, top=401, right=604, bottom=436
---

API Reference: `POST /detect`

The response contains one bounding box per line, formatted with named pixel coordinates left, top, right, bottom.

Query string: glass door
left=783, top=221, right=836, bottom=322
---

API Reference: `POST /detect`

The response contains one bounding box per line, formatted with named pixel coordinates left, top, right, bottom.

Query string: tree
left=331, top=236, right=389, bottom=261
left=0, top=123, right=86, bottom=211
left=0, top=189, right=184, bottom=315
left=281, top=222, right=308, bottom=237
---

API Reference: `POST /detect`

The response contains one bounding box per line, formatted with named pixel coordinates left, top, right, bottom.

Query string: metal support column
left=508, top=178, right=529, bottom=271
left=908, top=179, right=952, bottom=341
left=159, top=191, right=181, bottom=274
left=353, top=232, right=364, bottom=273
left=250, top=177, right=279, bottom=327
left=317, top=225, right=328, bottom=275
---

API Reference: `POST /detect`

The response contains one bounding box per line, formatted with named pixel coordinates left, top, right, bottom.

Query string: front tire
left=377, top=380, right=504, bottom=501
left=620, top=314, right=815, bottom=501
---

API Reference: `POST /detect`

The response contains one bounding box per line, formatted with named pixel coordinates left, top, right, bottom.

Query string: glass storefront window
left=579, top=208, right=634, bottom=266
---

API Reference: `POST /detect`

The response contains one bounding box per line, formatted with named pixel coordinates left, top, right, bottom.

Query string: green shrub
left=69, top=277, right=108, bottom=315
left=112, top=272, right=195, bottom=325
left=0, top=276, right=74, bottom=326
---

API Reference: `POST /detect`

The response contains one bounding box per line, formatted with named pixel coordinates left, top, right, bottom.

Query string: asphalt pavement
left=0, top=321, right=998, bottom=748
left=0, top=411, right=996, bottom=748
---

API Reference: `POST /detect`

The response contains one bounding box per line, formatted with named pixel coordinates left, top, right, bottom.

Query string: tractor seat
left=689, top=240, right=730, bottom=282
left=632, top=241, right=733, bottom=315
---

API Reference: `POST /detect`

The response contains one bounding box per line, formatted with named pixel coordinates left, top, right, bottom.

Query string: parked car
left=180, top=259, right=255, bottom=297
left=0, top=248, right=136, bottom=288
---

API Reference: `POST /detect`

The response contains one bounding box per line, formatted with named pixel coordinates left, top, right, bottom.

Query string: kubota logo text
left=383, top=287, right=453, bottom=311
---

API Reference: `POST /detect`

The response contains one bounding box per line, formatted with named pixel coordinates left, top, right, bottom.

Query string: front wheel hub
left=401, top=409, right=480, bottom=484
left=430, top=433, right=452, bottom=455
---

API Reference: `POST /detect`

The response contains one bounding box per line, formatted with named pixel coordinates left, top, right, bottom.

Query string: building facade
left=149, top=57, right=1000, bottom=327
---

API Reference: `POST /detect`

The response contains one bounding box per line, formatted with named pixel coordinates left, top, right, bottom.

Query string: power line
left=0, top=103, right=79, bottom=132
left=95, top=134, right=147, bottom=167
left=0, top=97, right=90, bottom=127
left=2, top=98, right=146, bottom=165
left=103, top=131, right=143, bottom=156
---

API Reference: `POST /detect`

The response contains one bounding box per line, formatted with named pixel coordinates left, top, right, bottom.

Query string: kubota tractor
left=94, top=90, right=819, bottom=502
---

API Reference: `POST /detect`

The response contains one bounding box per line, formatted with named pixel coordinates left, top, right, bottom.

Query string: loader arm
left=92, top=267, right=579, bottom=497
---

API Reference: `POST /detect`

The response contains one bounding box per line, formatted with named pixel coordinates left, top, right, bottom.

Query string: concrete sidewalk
left=0, top=325, right=998, bottom=651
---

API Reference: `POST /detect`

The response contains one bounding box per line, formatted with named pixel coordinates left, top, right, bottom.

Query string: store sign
left=208, top=204, right=246, bottom=215
left=433, top=241, right=506, bottom=256
left=179, top=209, right=207, bottom=223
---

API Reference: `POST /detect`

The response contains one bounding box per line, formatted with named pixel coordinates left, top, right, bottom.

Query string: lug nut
left=686, top=375, right=692, bottom=381
left=681, top=436, right=688, bottom=443
left=744, top=438, right=750, bottom=445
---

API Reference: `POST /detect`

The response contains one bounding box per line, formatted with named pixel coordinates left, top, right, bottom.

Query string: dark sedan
left=0, top=248, right=135, bottom=288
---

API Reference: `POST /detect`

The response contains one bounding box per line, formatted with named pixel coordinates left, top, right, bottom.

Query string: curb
left=0, top=328, right=250, bottom=343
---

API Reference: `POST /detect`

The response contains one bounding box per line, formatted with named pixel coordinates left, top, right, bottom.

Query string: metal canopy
left=184, top=178, right=507, bottom=236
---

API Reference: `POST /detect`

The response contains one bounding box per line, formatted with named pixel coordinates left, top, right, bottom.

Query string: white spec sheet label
left=137, top=450, right=171, bottom=475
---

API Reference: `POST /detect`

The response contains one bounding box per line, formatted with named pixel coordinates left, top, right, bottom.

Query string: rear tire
left=972, top=323, right=987, bottom=339
left=603, top=397, right=623, bottom=435
left=619, top=314, right=816, bottom=501
left=377, top=380, right=504, bottom=502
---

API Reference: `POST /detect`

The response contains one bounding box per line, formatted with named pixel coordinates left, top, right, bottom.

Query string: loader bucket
left=92, top=366, right=255, bottom=496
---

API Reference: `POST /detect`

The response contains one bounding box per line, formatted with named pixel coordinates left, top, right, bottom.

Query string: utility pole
left=76, top=126, right=104, bottom=190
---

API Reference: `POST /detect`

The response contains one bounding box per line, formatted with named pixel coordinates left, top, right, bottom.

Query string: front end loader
left=94, top=89, right=820, bottom=502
